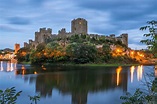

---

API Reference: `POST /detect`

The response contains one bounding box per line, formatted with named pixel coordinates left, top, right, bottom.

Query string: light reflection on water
left=137, top=65, right=143, bottom=81
left=130, top=66, right=135, bottom=83
left=116, top=66, right=122, bottom=86
left=0, top=61, right=155, bottom=104
left=0, top=61, right=17, bottom=72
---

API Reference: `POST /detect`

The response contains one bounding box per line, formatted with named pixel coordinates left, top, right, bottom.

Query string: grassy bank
left=78, top=63, right=140, bottom=67
left=18, top=61, right=155, bottom=67
left=42, top=62, right=140, bottom=67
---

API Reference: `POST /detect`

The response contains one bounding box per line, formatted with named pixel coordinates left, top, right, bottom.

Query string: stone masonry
left=24, top=18, right=128, bottom=49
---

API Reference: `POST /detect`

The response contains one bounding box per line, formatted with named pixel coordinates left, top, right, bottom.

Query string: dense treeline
left=16, top=34, right=137, bottom=64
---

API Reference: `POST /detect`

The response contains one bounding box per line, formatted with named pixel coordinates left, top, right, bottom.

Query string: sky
left=0, top=0, right=157, bottom=50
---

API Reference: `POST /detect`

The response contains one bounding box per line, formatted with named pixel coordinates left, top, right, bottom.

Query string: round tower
left=71, top=18, right=88, bottom=35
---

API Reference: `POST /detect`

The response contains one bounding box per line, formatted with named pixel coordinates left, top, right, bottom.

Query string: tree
left=120, top=88, right=152, bottom=104
left=30, top=43, right=47, bottom=64
left=102, top=44, right=112, bottom=62
left=16, top=47, right=30, bottom=62
left=0, top=87, right=22, bottom=104
left=66, top=43, right=97, bottom=63
left=140, top=20, right=157, bottom=57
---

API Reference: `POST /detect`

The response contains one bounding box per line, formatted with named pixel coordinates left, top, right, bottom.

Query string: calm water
left=0, top=61, right=155, bottom=104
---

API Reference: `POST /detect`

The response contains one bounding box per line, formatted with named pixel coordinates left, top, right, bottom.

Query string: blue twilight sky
left=0, top=0, right=157, bottom=50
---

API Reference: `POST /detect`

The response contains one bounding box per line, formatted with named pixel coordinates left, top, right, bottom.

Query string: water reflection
left=0, top=61, right=3, bottom=71
left=130, top=66, right=135, bottom=83
left=137, top=65, right=143, bottom=81
left=19, top=66, right=128, bottom=104
left=0, top=61, right=17, bottom=72
left=116, top=66, right=122, bottom=86
left=0, top=62, right=155, bottom=104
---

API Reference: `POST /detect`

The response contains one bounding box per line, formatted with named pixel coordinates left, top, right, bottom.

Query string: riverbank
left=42, top=62, right=142, bottom=67
left=18, top=61, right=156, bottom=67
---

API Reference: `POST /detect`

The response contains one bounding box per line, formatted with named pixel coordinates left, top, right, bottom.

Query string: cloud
left=0, top=25, right=24, bottom=32
left=0, top=0, right=156, bottom=49
left=129, top=44, right=147, bottom=50
left=75, top=0, right=157, bottom=31
left=7, top=17, right=31, bottom=25
left=118, top=28, right=148, bottom=49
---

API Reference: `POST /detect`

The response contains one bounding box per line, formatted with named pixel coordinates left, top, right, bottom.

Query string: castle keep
left=71, top=18, right=87, bottom=34
left=24, top=18, right=128, bottom=48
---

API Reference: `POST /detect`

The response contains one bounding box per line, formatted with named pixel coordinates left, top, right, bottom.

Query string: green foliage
left=66, top=43, right=97, bottom=63
left=120, top=89, right=153, bottom=104
left=29, top=95, right=40, bottom=104
left=18, top=34, right=132, bottom=64
left=69, top=34, right=87, bottom=43
left=36, top=43, right=46, bottom=52
left=0, top=87, right=41, bottom=104
left=16, top=47, right=30, bottom=62
left=97, top=44, right=112, bottom=63
left=140, top=20, right=157, bottom=57
left=0, top=87, right=22, bottom=104
left=25, top=53, right=30, bottom=62
left=46, top=41, right=59, bottom=50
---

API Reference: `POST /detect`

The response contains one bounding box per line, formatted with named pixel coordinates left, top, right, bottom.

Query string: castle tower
left=14, top=43, right=20, bottom=54
left=71, top=18, right=88, bottom=34
left=121, top=34, right=128, bottom=47
left=35, top=28, right=52, bottom=44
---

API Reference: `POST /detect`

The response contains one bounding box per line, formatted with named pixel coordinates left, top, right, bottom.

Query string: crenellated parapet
left=24, top=18, right=129, bottom=49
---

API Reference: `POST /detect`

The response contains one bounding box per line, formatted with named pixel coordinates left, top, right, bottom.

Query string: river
left=0, top=61, right=155, bottom=104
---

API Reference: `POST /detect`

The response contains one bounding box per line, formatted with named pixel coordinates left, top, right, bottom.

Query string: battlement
left=72, top=18, right=87, bottom=22
left=110, top=34, right=115, bottom=38
left=39, top=28, right=52, bottom=33
left=29, top=39, right=33, bottom=44
left=58, top=28, right=66, bottom=34
left=24, top=18, right=129, bottom=49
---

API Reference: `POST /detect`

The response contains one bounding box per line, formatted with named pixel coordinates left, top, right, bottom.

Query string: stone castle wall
left=24, top=18, right=128, bottom=49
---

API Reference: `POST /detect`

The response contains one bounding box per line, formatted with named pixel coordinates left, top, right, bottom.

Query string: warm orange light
left=34, top=71, right=37, bottom=74
left=131, top=51, right=134, bottom=55
left=116, top=66, right=122, bottom=86
left=42, top=65, right=46, bottom=70
left=21, top=65, right=26, bottom=75
left=117, top=49, right=120, bottom=52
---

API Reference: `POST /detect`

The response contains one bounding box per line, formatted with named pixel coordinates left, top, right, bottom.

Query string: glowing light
left=7, top=62, right=11, bottom=71
left=0, top=61, right=3, bottom=71
left=116, top=66, right=122, bottom=86
left=130, top=66, right=135, bottom=83
left=42, top=65, right=46, bottom=70
left=10, top=63, right=14, bottom=71
left=137, top=65, right=143, bottom=81
left=117, top=49, right=120, bottom=52
left=21, top=65, right=26, bottom=75
left=131, top=51, right=134, bottom=55
left=34, top=71, right=37, bottom=74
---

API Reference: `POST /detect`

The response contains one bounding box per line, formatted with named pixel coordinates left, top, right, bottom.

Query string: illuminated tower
left=14, top=43, right=20, bottom=54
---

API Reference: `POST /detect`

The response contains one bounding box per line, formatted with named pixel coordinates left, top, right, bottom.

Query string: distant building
left=14, top=43, right=20, bottom=54
left=24, top=18, right=128, bottom=49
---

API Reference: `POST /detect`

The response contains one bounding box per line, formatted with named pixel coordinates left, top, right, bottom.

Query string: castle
left=24, top=18, right=128, bottom=48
